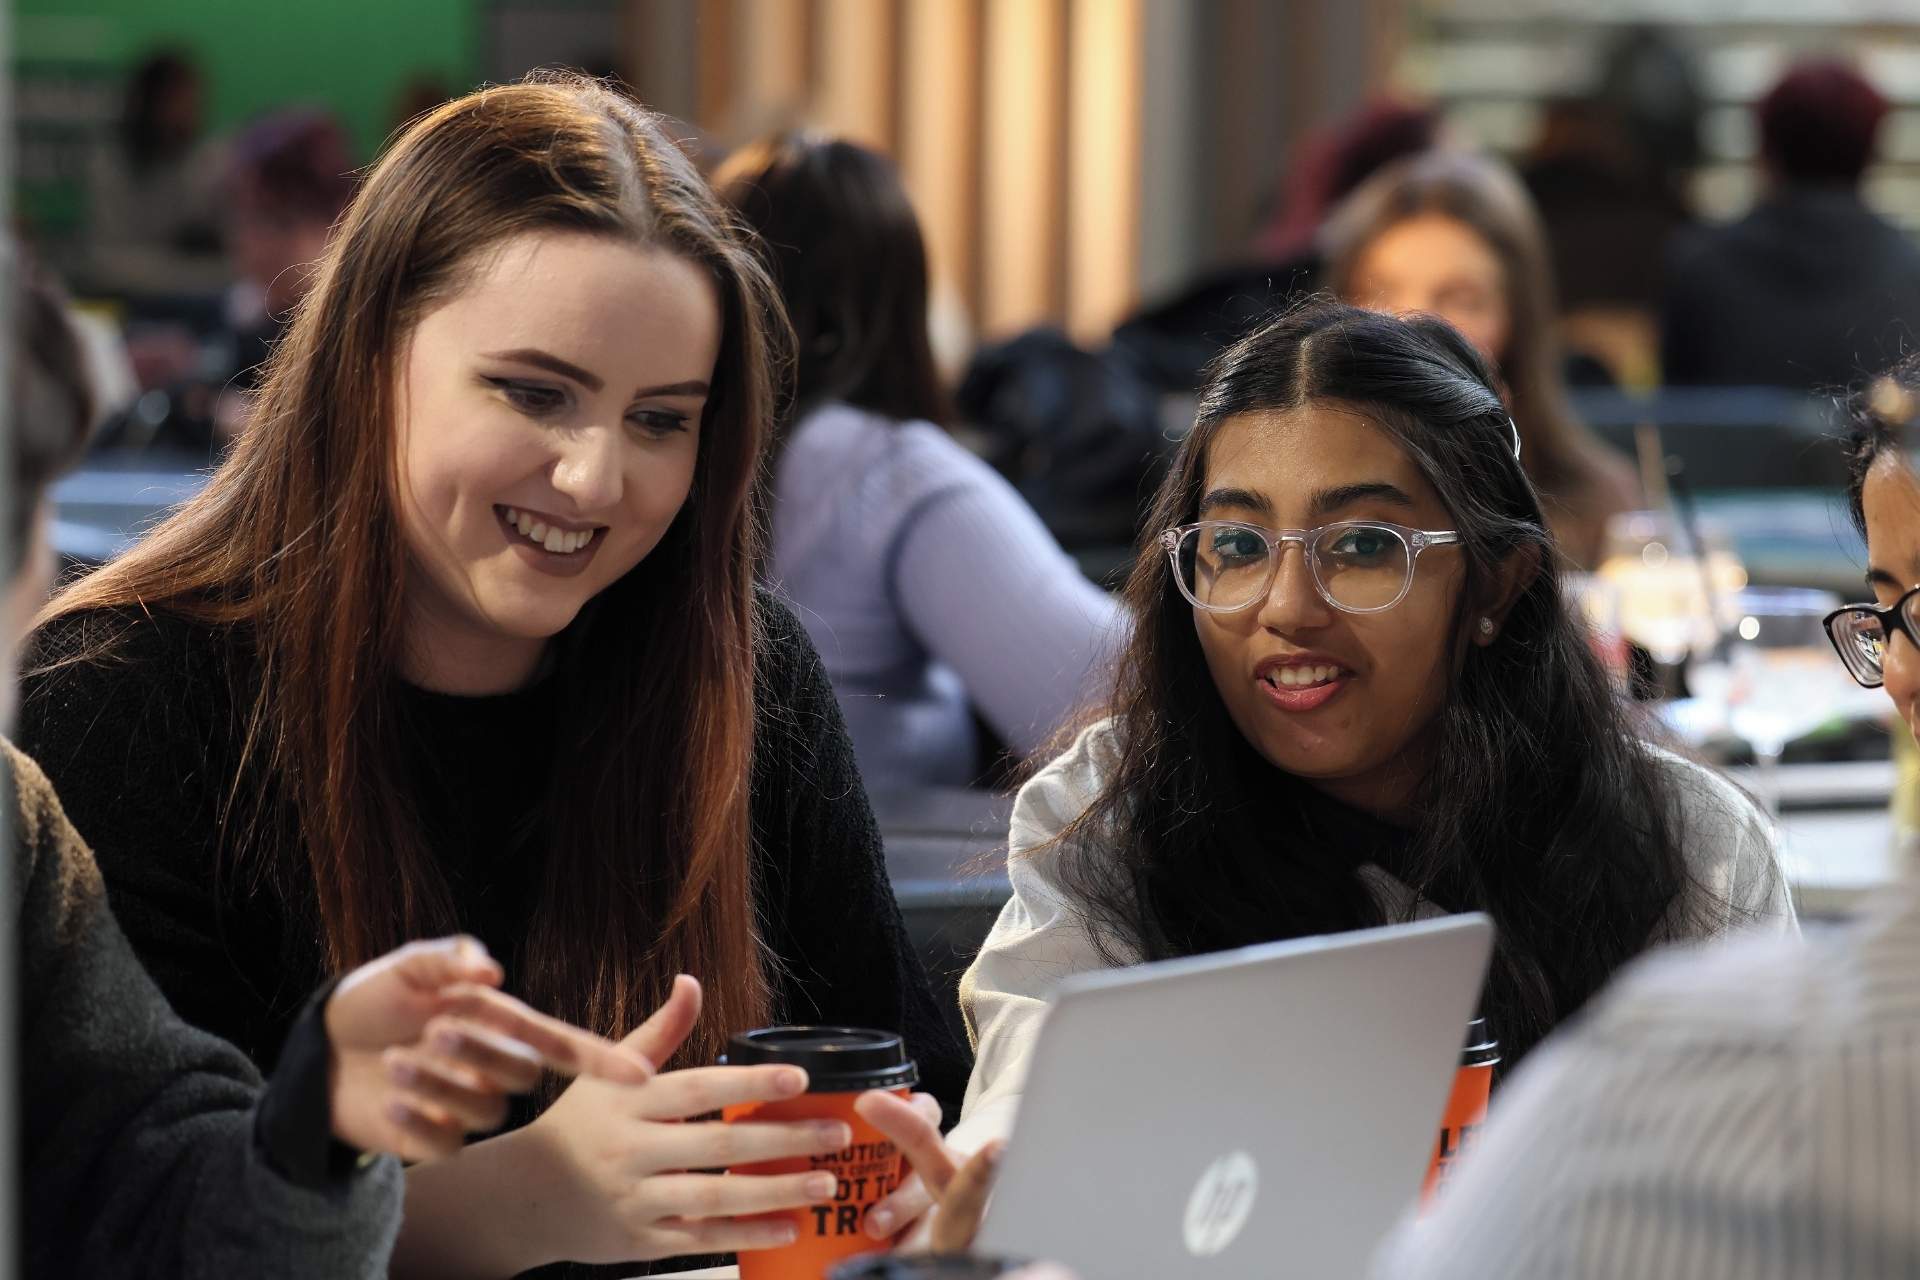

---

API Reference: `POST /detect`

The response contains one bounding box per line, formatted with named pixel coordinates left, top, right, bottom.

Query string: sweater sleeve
left=11, top=742, right=403, bottom=1280
left=948, top=720, right=1133, bottom=1155
left=888, top=431, right=1126, bottom=755
left=752, top=593, right=973, bottom=1123
left=1650, top=749, right=1798, bottom=942
left=15, top=612, right=305, bottom=1066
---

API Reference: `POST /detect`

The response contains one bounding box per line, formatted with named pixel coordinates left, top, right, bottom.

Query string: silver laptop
left=975, top=913, right=1495, bottom=1279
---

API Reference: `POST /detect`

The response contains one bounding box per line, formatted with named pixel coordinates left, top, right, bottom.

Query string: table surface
left=871, top=772, right=1910, bottom=918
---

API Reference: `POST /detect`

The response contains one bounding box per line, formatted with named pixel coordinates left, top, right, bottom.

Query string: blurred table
left=51, top=451, right=212, bottom=568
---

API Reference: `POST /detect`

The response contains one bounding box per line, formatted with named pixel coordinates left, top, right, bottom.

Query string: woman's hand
left=515, top=974, right=858, bottom=1265
left=325, top=935, right=652, bottom=1161
left=855, top=1089, right=1004, bottom=1252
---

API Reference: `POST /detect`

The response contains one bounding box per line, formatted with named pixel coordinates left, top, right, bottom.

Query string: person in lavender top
left=717, top=134, right=1125, bottom=788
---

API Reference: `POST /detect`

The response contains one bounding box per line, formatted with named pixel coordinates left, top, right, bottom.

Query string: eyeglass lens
left=1177, top=523, right=1413, bottom=612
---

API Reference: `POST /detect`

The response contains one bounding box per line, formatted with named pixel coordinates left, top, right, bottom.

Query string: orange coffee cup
left=721, top=1027, right=918, bottom=1280
left=1421, top=1018, right=1499, bottom=1203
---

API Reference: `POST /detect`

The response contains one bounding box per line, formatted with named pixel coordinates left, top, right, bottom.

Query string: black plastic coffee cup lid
left=828, top=1254, right=1030, bottom=1279
left=721, top=1027, right=919, bottom=1092
left=1461, top=1017, right=1500, bottom=1068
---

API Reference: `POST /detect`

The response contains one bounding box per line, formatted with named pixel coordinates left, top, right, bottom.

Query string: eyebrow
left=1309, top=482, right=1416, bottom=518
left=1198, top=487, right=1273, bottom=518
left=482, top=348, right=710, bottom=401
left=1868, top=566, right=1916, bottom=591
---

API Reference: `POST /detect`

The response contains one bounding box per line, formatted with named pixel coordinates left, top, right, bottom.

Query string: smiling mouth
left=497, top=505, right=602, bottom=555
left=1260, top=663, right=1347, bottom=691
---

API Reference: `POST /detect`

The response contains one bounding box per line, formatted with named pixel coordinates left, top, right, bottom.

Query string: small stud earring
left=1478, top=617, right=1495, bottom=638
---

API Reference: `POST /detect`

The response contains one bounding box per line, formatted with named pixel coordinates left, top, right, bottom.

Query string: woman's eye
left=487, top=378, right=566, bottom=415
left=629, top=409, right=691, bottom=437
left=1210, top=529, right=1266, bottom=560
left=1329, top=529, right=1391, bottom=559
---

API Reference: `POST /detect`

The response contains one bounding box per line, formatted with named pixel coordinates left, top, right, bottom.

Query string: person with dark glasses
left=1367, top=360, right=1920, bottom=1280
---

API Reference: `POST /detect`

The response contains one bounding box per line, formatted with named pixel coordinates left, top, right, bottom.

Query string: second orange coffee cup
left=1422, top=1017, right=1499, bottom=1203
left=721, top=1027, right=919, bottom=1280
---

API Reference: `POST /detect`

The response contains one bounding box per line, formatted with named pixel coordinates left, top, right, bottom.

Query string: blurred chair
left=1569, top=384, right=1864, bottom=597
left=874, top=787, right=1014, bottom=1053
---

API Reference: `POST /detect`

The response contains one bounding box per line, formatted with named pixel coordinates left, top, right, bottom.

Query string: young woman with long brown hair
left=19, top=74, right=966, bottom=1277
left=1322, top=150, right=1641, bottom=570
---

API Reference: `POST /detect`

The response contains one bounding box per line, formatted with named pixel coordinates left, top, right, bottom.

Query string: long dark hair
left=714, top=133, right=950, bottom=433
left=1055, top=300, right=1725, bottom=1070
left=1846, top=355, right=1920, bottom=534
left=37, top=72, right=785, bottom=1071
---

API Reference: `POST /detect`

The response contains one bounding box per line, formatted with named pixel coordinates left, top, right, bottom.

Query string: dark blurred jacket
left=1661, top=185, right=1920, bottom=390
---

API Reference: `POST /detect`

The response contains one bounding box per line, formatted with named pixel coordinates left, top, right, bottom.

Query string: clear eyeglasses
left=1161, top=519, right=1462, bottom=615
left=1823, top=585, right=1920, bottom=689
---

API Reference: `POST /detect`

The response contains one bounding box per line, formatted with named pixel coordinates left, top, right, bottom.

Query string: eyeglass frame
left=1159, top=518, right=1463, bottom=616
left=1822, top=584, right=1920, bottom=689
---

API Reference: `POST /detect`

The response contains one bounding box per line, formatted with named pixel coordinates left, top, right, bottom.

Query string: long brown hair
left=714, top=133, right=951, bottom=436
left=35, top=72, right=787, bottom=1066
left=1321, top=150, right=1623, bottom=506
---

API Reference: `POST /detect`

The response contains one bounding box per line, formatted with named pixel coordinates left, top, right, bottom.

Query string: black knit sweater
left=18, top=590, right=970, bottom=1277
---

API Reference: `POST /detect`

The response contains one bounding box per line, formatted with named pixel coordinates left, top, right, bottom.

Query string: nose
left=549, top=425, right=625, bottom=513
left=1884, top=627, right=1920, bottom=741
left=1253, top=539, right=1334, bottom=633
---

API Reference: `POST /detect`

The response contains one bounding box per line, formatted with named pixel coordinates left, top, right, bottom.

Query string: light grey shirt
left=770, top=403, right=1124, bottom=788
left=1374, top=875, right=1918, bottom=1280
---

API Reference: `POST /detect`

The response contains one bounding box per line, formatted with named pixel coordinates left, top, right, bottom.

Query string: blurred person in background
left=1662, top=58, right=1920, bottom=391
left=716, top=134, right=1124, bottom=789
left=1112, top=98, right=1441, bottom=396
left=13, top=253, right=655, bottom=1279
left=95, top=109, right=358, bottom=455
left=1521, top=26, right=1705, bottom=389
left=84, top=49, right=228, bottom=296
left=1324, top=150, right=1641, bottom=570
left=1372, top=353, right=1920, bottom=1280
left=221, top=111, right=358, bottom=389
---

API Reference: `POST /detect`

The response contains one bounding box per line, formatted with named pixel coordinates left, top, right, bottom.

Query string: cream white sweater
left=949, top=718, right=1799, bottom=1155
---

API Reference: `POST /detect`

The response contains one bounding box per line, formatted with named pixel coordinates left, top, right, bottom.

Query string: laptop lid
left=975, top=913, right=1495, bottom=1279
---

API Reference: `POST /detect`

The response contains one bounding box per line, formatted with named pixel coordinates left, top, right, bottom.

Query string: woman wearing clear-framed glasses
left=848, top=300, right=1797, bottom=1250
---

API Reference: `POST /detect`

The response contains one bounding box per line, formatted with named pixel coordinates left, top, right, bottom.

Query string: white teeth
left=1266, top=664, right=1343, bottom=690
left=504, top=507, right=596, bottom=554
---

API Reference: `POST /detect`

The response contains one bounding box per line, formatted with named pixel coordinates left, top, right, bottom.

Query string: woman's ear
left=1472, top=541, right=1544, bottom=647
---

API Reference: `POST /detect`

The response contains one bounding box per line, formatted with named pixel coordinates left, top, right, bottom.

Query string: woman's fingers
left=854, top=1089, right=956, bottom=1193
left=643, top=1215, right=803, bottom=1258
left=863, top=1170, right=931, bottom=1242
left=643, top=1116, right=852, bottom=1171
left=642, top=1170, right=839, bottom=1221
left=929, top=1140, right=1004, bottom=1254
left=381, top=1095, right=466, bottom=1163
left=437, top=985, right=652, bottom=1085
left=419, top=1014, right=544, bottom=1093
left=908, top=1091, right=943, bottom=1129
left=622, top=974, right=702, bottom=1067
left=632, top=1064, right=810, bottom=1121
left=392, top=935, right=505, bottom=995
left=385, top=1046, right=511, bottom=1134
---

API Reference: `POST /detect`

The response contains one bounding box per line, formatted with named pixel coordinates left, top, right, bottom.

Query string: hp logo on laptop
left=1182, top=1150, right=1260, bottom=1258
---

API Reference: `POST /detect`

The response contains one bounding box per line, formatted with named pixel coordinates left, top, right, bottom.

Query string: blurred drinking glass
left=1595, top=511, right=1745, bottom=671
left=1692, top=587, right=1846, bottom=814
